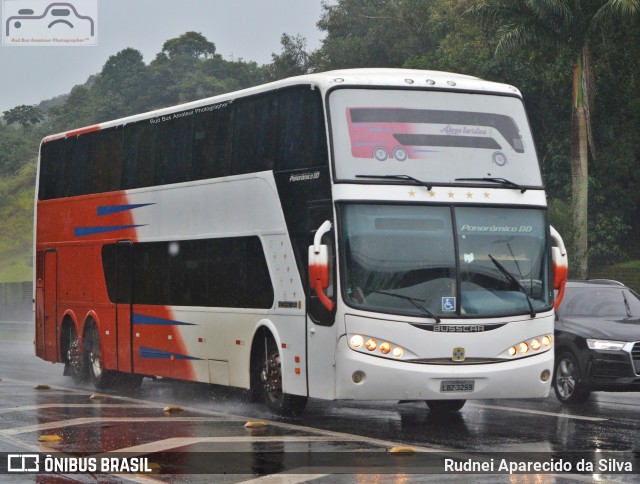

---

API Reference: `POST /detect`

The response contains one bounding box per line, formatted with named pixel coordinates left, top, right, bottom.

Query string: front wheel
left=425, top=400, right=466, bottom=413
left=553, top=351, right=591, bottom=403
left=260, top=337, right=307, bottom=417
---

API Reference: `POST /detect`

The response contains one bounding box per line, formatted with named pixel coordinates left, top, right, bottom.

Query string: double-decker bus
left=34, top=68, right=568, bottom=416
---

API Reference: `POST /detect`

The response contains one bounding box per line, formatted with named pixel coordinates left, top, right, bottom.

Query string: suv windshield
left=339, top=204, right=551, bottom=319
left=560, top=286, right=640, bottom=318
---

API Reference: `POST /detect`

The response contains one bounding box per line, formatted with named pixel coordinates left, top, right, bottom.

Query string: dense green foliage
left=2, top=3, right=640, bottom=281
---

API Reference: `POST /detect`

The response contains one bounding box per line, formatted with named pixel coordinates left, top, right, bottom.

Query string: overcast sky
left=0, top=0, right=327, bottom=112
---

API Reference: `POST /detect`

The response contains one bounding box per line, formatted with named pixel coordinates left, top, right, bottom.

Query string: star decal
left=483, top=192, right=490, bottom=199
left=408, top=190, right=416, bottom=198
left=466, top=192, right=473, bottom=199
left=448, top=191, right=455, bottom=199
left=428, top=190, right=436, bottom=198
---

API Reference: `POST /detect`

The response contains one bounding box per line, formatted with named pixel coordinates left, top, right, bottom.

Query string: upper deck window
left=329, top=88, right=542, bottom=188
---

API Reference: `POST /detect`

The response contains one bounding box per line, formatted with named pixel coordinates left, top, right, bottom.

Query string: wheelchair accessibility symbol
left=442, top=297, right=456, bottom=312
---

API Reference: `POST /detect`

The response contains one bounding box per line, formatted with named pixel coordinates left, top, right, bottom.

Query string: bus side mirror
left=550, top=226, right=568, bottom=311
left=309, top=220, right=334, bottom=312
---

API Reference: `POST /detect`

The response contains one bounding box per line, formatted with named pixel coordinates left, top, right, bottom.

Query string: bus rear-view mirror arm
left=309, top=220, right=334, bottom=312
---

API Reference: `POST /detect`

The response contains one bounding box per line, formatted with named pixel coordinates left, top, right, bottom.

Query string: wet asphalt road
left=0, top=321, right=638, bottom=483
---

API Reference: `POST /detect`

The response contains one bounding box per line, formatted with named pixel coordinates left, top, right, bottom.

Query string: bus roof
left=42, top=68, right=522, bottom=143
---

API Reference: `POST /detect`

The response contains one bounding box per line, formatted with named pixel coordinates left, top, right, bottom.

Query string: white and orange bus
left=34, top=69, right=568, bottom=416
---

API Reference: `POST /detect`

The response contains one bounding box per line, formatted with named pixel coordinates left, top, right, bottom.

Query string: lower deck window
left=102, top=236, right=274, bottom=308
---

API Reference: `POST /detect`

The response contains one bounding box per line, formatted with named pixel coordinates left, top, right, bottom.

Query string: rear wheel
left=65, top=324, right=86, bottom=384
left=553, top=351, right=591, bottom=403
left=85, top=323, right=112, bottom=389
left=425, top=400, right=466, bottom=413
left=258, top=335, right=307, bottom=417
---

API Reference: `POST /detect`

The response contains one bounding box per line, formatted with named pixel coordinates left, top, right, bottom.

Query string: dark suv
left=553, top=280, right=640, bottom=403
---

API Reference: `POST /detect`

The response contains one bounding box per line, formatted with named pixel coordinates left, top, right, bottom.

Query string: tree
left=312, top=0, right=440, bottom=70
left=468, top=0, right=640, bottom=278
left=268, top=33, right=310, bottom=80
left=2, top=105, right=44, bottom=131
left=161, top=31, right=217, bottom=59
left=92, top=48, right=149, bottom=119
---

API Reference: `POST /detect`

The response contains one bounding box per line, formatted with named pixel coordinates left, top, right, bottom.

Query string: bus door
left=42, top=249, right=58, bottom=362
left=115, top=241, right=133, bottom=373
left=306, top=204, right=337, bottom=399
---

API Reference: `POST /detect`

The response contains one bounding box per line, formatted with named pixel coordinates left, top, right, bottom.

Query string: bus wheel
left=425, top=400, right=466, bottom=413
left=393, top=147, right=408, bottom=161
left=85, top=323, right=113, bottom=390
left=373, top=146, right=388, bottom=161
left=65, top=323, right=86, bottom=384
left=259, top=336, right=307, bottom=417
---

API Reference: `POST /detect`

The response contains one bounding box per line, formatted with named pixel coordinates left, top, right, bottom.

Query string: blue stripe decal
left=139, top=346, right=202, bottom=361
left=132, top=313, right=195, bottom=326
left=97, top=203, right=155, bottom=216
left=74, top=224, right=146, bottom=237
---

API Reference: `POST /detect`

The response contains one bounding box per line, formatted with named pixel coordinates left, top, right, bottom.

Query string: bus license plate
left=440, top=380, right=474, bottom=393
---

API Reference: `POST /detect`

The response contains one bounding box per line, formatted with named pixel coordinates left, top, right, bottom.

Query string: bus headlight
left=347, top=334, right=413, bottom=360
left=503, top=334, right=552, bottom=358
left=350, top=335, right=364, bottom=348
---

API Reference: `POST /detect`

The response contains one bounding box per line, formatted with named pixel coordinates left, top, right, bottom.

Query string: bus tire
left=64, top=321, right=86, bottom=384
left=258, top=334, right=307, bottom=417
left=85, top=321, right=115, bottom=390
left=425, top=399, right=466, bottom=413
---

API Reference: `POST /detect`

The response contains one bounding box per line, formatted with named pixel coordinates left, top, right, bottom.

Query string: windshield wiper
left=455, top=177, right=526, bottom=193
left=488, top=254, right=536, bottom=318
left=368, top=289, right=441, bottom=323
left=622, top=291, right=632, bottom=318
left=356, top=174, right=433, bottom=191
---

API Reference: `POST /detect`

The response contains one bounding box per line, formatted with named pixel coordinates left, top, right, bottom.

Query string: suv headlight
left=587, top=339, right=625, bottom=351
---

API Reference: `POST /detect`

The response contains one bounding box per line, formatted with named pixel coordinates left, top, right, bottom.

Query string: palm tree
left=468, top=0, right=639, bottom=279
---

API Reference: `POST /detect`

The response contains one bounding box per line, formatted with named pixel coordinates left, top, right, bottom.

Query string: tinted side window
left=102, top=243, right=132, bottom=304
left=39, top=139, right=66, bottom=200
left=93, top=127, right=124, bottom=193
left=231, top=94, right=277, bottom=174
left=102, top=237, right=273, bottom=309
left=63, top=134, right=94, bottom=197
left=155, top=114, right=194, bottom=185
left=123, top=121, right=157, bottom=189
left=277, top=86, right=328, bottom=170
left=192, top=104, right=233, bottom=179
left=133, top=242, right=170, bottom=304
left=170, top=239, right=209, bottom=306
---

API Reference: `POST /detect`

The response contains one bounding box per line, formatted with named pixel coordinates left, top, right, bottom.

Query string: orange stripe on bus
left=66, top=125, right=101, bottom=137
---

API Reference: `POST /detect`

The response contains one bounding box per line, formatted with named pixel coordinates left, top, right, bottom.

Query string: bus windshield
left=339, top=204, right=551, bottom=319
left=329, top=88, right=542, bottom=187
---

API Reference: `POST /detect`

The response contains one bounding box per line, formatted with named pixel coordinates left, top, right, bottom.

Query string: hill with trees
left=2, top=1, right=640, bottom=281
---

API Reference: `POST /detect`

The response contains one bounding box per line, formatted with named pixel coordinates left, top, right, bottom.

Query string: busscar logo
left=3, top=0, right=98, bottom=46
left=452, top=347, right=465, bottom=362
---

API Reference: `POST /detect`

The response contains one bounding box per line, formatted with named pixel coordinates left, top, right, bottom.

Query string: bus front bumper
left=335, top=339, right=553, bottom=400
